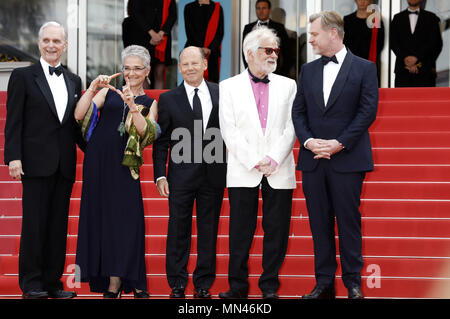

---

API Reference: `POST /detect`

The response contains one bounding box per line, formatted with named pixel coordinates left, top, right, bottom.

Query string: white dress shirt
left=323, top=46, right=347, bottom=106
left=156, top=80, right=213, bottom=183
left=408, top=9, right=420, bottom=34
left=304, top=47, right=347, bottom=149
left=183, top=79, right=213, bottom=133
left=40, top=57, right=68, bottom=123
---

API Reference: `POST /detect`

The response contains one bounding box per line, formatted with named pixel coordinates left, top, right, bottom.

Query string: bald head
left=178, top=46, right=208, bottom=87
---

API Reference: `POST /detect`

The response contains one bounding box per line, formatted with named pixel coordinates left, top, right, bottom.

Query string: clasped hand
left=306, top=139, right=343, bottom=160
left=256, top=158, right=276, bottom=177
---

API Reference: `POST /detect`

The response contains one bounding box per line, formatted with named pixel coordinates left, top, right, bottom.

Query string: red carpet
left=1, top=87, right=450, bottom=298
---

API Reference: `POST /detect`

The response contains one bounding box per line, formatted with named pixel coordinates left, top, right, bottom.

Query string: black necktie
left=193, top=88, right=203, bottom=132
left=408, top=11, right=419, bottom=15
left=248, top=69, right=270, bottom=84
left=49, top=65, right=63, bottom=76
left=321, top=55, right=338, bottom=65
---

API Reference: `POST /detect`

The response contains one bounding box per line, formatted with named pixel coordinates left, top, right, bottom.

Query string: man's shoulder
left=421, top=10, right=440, bottom=21
left=243, top=22, right=257, bottom=32
left=220, top=71, right=246, bottom=87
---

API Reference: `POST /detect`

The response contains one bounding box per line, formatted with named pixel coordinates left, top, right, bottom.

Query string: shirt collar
left=183, top=79, right=207, bottom=95
left=408, top=8, right=420, bottom=13
left=335, top=46, right=347, bottom=65
left=40, top=57, right=62, bottom=76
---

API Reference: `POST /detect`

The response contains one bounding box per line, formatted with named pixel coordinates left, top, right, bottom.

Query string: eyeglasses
left=258, top=47, right=281, bottom=56
left=122, top=66, right=146, bottom=73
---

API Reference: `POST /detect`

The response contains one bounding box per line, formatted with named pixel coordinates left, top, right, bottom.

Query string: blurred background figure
left=390, top=0, right=443, bottom=87
left=184, top=0, right=224, bottom=83
left=344, top=0, right=385, bottom=84
left=122, top=0, right=177, bottom=89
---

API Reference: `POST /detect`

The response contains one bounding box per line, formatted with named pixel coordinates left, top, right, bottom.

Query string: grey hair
left=122, top=45, right=151, bottom=69
left=309, top=11, right=345, bottom=39
left=242, top=27, right=280, bottom=63
left=38, top=21, right=66, bottom=40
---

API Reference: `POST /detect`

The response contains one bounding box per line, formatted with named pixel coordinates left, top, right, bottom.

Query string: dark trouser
left=166, top=182, right=224, bottom=290
left=395, top=71, right=436, bottom=87
left=227, top=177, right=293, bottom=294
left=301, top=160, right=365, bottom=289
left=19, top=171, right=73, bottom=293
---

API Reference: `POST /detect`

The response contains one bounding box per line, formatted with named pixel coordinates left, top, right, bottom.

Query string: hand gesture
left=89, top=72, right=121, bottom=93
left=116, top=77, right=138, bottom=112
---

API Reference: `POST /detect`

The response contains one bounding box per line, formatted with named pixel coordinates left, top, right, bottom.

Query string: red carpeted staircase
left=1, top=88, right=450, bottom=299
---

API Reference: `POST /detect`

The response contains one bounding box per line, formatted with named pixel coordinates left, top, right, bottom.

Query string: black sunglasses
left=258, top=47, right=281, bottom=56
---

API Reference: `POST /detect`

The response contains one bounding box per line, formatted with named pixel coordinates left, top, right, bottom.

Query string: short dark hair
left=256, top=0, right=271, bottom=9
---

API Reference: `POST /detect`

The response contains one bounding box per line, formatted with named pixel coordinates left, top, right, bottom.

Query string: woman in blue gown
left=74, top=45, right=159, bottom=298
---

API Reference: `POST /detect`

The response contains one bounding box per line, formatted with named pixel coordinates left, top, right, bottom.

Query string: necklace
left=117, top=95, right=139, bottom=136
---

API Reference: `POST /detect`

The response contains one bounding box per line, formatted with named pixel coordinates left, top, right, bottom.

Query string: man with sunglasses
left=242, top=0, right=290, bottom=77
left=219, top=27, right=297, bottom=299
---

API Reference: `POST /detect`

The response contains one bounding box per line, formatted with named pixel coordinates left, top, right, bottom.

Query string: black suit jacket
left=390, top=9, right=442, bottom=76
left=292, top=50, right=378, bottom=173
left=4, top=62, right=83, bottom=182
left=122, top=0, right=177, bottom=64
left=242, top=19, right=290, bottom=76
left=152, top=81, right=226, bottom=189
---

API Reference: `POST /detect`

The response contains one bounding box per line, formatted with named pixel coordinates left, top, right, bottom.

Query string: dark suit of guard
left=292, top=49, right=378, bottom=291
left=4, top=62, right=83, bottom=295
left=390, top=9, right=443, bottom=87
left=152, top=80, right=226, bottom=294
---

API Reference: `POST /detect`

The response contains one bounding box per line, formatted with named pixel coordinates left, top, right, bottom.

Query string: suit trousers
left=301, top=160, right=365, bottom=289
left=19, top=170, right=73, bottom=293
left=165, top=177, right=224, bottom=290
left=228, top=177, right=293, bottom=294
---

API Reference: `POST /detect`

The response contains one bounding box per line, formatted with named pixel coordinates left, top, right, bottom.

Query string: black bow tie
left=408, top=11, right=419, bottom=15
left=49, top=65, right=63, bottom=76
left=258, top=21, right=268, bottom=27
left=321, top=55, right=338, bottom=65
left=249, top=70, right=270, bottom=84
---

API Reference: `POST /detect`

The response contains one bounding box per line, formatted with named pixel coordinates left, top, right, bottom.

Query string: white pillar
left=306, top=0, right=322, bottom=63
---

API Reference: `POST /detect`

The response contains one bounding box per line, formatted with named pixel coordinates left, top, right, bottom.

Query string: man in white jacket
left=218, top=27, right=297, bottom=299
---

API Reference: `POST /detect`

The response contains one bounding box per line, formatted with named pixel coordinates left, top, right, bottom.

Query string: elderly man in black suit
left=292, top=11, right=379, bottom=299
left=152, top=46, right=226, bottom=299
left=390, top=0, right=443, bottom=87
left=4, top=21, right=83, bottom=299
left=242, top=0, right=290, bottom=77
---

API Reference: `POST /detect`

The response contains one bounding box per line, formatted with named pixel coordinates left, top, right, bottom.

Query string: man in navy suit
left=292, top=11, right=378, bottom=299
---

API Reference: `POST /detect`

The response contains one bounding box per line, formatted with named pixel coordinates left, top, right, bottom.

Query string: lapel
left=32, top=63, right=59, bottom=120
left=241, top=70, right=264, bottom=137
left=311, top=60, right=326, bottom=112
left=205, top=81, right=218, bottom=129
left=175, top=82, right=196, bottom=123
left=325, top=50, right=354, bottom=112
left=265, top=72, right=278, bottom=136
left=413, top=10, right=424, bottom=35
left=61, top=69, right=75, bottom=125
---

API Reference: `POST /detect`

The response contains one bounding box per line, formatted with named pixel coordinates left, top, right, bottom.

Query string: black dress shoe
left=170, top=288, right=185, bottom=299
left=194, top=288, right=211, bottom=299
left=48, top=289, right=77, bottom=299
left=133, top=289, right=150, bottom=299
left=218, top=290, right=248, bottom=299
left=262, top=291, right=279, bottom=299
left=348, top=286, right=364, bottom=299
left=302, top=285, right=335, bottom=299
left=22, top=290, right=49, bottom=299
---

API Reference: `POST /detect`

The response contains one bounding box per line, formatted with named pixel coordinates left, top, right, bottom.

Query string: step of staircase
left=1, top=88, right=450, bottom=299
